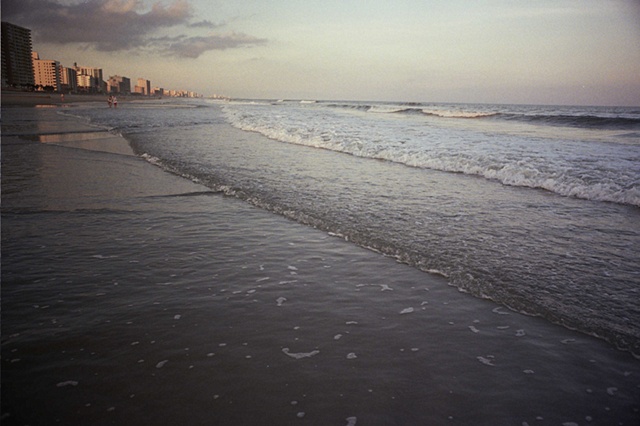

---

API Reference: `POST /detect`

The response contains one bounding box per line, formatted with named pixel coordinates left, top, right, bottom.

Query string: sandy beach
left=2, top=103, right=639, bottom=425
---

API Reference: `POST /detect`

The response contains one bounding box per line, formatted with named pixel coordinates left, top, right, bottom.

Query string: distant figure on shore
left=113, top=96, right=118, bottom=108
left=108, top=95, right=113, bottom=108
left=60, top=94, right=65, bottom=102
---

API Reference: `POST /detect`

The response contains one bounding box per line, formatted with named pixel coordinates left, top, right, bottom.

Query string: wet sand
left=2, top=105, right=639, bottom=425
left=2, top=90, right=158, bottom=107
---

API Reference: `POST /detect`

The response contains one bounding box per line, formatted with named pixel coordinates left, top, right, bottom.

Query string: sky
left=3, top=0, right=640, bottom=105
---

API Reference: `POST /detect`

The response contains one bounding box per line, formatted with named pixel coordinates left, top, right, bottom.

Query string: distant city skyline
left=2, top=21, right=204, bottom=98
left=3, top=0, right=640, bottom=105
left=2, top=21, right=201, bottom=98
left=33, top=49, right=204, bottom=97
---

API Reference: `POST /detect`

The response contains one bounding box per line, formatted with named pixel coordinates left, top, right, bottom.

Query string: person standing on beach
left=108, top=96, right=113, bottom=108
left=113, top=96, right=118, bottom=108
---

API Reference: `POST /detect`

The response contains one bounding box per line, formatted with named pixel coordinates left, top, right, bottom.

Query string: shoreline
left=2, top=104, right=639, bottom=426
left=1, top=90, right=162, bottom=107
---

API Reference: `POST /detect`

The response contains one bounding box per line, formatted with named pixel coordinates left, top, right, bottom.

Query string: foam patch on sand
left=282, top=348, right=320, bottom=359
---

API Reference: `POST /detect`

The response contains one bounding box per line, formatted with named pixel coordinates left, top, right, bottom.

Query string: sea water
left=63, top=99, right=640, bottom=356
left=3, top=102, right=640, bottom=425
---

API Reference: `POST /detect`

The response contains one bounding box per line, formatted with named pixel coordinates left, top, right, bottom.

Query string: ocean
left=66, top=99, right=640, bottom=354
left=2, top=100, right=639, bottom=425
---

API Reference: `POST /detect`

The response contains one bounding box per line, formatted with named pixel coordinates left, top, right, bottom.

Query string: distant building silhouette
left=1, top=21, right=202, bottom=97
left=2, top=21, right=35, bottom=89
left=135, top=78, right=151, bottom=96
left=59, top=65, right=78, bottom=93
left=74, top=63, right=105, bottom=93
left=108, top=75, right=131, bottom=94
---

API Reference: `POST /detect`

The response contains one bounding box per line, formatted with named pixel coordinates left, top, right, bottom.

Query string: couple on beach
left=108, top=95, right=118, bottom=108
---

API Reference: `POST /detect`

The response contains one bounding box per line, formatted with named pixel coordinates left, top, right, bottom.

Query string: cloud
left=152, top=33, right=268, bottom=58
left=188, top=19, right=224, bottom=29
left=2, top=0, right=266, bottom=57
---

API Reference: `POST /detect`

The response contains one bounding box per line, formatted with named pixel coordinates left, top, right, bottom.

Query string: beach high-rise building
left=135, top=78, right=151, bottom=96
left=1, top=22, right=35, bottom=88
left=74, top=63, right=104, bottom=93
left=77, top=74, right=96, bottom=92
left=59, top=65, right=77, bottom=93
left=108, top=75, right=131, bottom=94
left=32, top=52, right=61, bottom=92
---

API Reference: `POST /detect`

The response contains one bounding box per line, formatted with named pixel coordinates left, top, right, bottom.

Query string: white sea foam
left=282, top=348, right=320, bottom=359
left=400, top=307, right=414, bottom=314
left=221, top=102, right=640, bottom=206
left=477, top=356, right=495, bottom=366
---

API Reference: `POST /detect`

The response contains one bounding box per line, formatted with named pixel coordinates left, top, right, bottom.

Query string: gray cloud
left=154, top=33, right=268, bottom=58
left=2, top=0, right=267, bottom=57
left=188, top=19, right=224, bottom=29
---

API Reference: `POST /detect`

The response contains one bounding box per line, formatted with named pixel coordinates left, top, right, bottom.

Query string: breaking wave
left=323, top=102, right=640, bottom=130
left=221, top=102, right=640, bottom=207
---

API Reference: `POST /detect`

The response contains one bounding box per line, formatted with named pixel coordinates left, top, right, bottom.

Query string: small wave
left=391, top=109, right=640, bottom=128
left=220, top=103, right=640, bottom=207
left=616, top=132, right=640, bottom=139
left=336, top=104, right=640, bottom=129
left=501, top=113, right=640, bottom=130
left=421, top=110, right=500, bottom=119
left=327, top=103, right=373, bottom=112
left=148, top=191, right=220, bottom=199
left=369, top=106, right=422, bottom=114
left=389, top=107, right=427, bottom=115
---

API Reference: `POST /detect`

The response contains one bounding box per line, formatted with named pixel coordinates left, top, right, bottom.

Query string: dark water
left=70, top=100, right=640, bottom=356
left=2, top=106, right=639, bottom=425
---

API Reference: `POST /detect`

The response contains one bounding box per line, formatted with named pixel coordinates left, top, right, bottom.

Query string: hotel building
left=108, top=75, right=131, bottom=94
left=32, top=52, right=61, bottom=92
left=1, top=21, right=35, bottom=88
left=135, top=78, right=151, bottom=96
left=74, top=63, right=105, bottom=93
left=59, top=65, right=78, bottom=93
